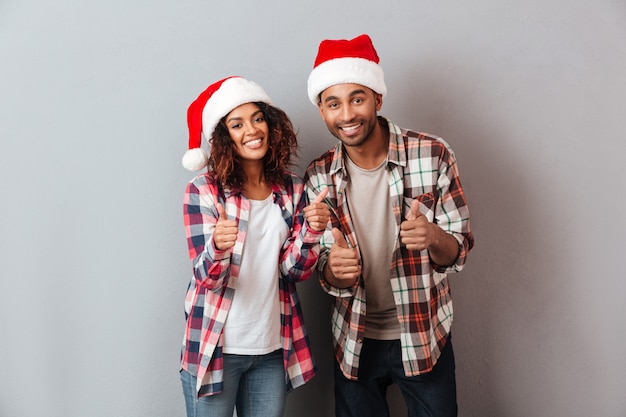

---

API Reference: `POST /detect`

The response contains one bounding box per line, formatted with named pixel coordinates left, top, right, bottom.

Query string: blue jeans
left=334, top=337, right=457, bottom=417
left=181, top=350, right=286, bottom=417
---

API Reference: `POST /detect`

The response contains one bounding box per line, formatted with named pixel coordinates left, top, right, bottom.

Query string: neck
left=240, top=159, right=264, bottom=182
left=343, top=119, right=389, bottom=169
left=241, top=160, right=271, bottom=200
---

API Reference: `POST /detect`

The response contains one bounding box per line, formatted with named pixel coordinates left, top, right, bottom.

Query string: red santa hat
left=182, top=76, right=273, bottom=171
left=307, top=34, right=387, bottom=105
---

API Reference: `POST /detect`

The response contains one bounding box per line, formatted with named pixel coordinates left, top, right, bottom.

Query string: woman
left=179, top=76, right=329, bottom=417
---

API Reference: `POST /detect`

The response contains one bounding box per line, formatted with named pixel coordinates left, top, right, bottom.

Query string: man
left=303, top=34, right=474, bottom=417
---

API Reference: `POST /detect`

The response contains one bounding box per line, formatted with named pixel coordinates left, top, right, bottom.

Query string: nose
left=340, top=103, right=355, bottom=122
left=243, top=122, right=259, bottom=136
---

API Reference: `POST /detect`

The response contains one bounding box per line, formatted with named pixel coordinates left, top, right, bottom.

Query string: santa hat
left=307, top=34, right=387, bottom=105
left=182, top=76, right=273, bottom=171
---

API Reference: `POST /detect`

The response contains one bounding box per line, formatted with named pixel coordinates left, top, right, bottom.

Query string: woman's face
left=224, top=102, right=270, bottom=162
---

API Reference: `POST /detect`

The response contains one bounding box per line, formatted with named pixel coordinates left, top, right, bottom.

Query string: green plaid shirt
left=304, top=117, right=474, bottom=380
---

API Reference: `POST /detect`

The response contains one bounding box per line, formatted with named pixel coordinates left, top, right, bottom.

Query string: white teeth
left=244, top=139, right=262, bottom=147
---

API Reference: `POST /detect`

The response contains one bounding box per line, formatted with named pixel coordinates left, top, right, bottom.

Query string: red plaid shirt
left=181, top=171, right=320, bottom=397
left=304, top=117, right=474, bottom=380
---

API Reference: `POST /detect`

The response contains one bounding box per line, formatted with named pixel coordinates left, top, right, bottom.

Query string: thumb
left=215, top=203, right=227, bottom=220
left=406, top=199, right=422, bottom=221
left=312, top=188, right=329, bottom=204
left=331, top=227, right=349, bottom=248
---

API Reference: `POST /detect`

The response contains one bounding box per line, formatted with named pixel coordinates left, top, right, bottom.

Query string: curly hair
left=207, top=102, right=299, bottom=189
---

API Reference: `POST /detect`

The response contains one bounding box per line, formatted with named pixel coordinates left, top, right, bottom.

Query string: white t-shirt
left=222, top=194, right=288, bottom=354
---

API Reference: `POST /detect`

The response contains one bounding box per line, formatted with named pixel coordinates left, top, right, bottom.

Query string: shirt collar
left=220, top=179, right=285, bottom=205
left=384, top=117, right=407, bottom=168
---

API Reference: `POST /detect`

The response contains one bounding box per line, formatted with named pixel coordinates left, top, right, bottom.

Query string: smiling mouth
left=243, top=138, right=263, bottom=148
left=340, top=124, right=361, bottom=134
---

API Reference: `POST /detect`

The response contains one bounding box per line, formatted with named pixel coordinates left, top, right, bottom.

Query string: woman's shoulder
left=280, top=170, right=305, bottom=192
left=272, top=171, right=304, bottom=202
left=187, top=171, right=221, bottom=192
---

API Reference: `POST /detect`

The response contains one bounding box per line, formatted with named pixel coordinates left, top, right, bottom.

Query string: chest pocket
left=403, top=191, right=436, bottom=223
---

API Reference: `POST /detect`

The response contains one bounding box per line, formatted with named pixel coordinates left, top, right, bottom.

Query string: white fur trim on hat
left=307, top=57, right=387, bottom=105
left=201, top=77, right=273, bottom=143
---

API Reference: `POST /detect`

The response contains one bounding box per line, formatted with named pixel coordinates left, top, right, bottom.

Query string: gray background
left=1, top=0, right=625, bottom=416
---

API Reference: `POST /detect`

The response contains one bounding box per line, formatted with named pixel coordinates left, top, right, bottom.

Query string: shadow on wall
left=283, top=272, right=410, bottom=416
left=389, top=61, right=569, bottom=415
left=284, top=275, right=335, bottom=417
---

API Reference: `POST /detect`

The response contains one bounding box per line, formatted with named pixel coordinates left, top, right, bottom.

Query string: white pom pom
left=182, top=148, right=208, bottom=171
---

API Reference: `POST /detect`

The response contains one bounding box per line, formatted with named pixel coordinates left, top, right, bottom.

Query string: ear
left=375, top=93, right=383, bottom=112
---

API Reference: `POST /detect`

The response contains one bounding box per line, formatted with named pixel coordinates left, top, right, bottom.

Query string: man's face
left=317, top=83, right=382, bottom=148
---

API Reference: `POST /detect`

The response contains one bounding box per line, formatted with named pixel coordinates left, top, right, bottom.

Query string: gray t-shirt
left=345, top=156, right=401, bottom=340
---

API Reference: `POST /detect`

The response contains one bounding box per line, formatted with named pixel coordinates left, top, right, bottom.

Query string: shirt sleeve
left=303, top=166, right=358, bottom=298
left=432, top=151, right=474, bottom=273
left=279, top=176, right=324, bottom=283
left=183, top=178, right=232, bottom=290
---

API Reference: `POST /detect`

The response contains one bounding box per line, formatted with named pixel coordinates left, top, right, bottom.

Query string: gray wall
left=1, top=1, right=625, bottom=416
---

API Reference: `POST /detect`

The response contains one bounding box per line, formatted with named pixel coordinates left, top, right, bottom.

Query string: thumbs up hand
left=324, top=227, right=361, bottom=287
left=331, top=228, right=351, bottom=248
left=213, top=203, right=238, bottom=251
left=303, top=188, right=331, bottom=232
left=400, top=199, right=434, bottom=251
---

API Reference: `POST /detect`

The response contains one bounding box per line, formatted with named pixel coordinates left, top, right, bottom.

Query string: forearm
left=322, top=261, right=357, bottom=289
left=431, top=153, right=473, bottom=269
left=280, top=220, right=324, bottom=282
left=189, top=239, right=232, bottom=290
left=428, top=224, right=460, bottom=267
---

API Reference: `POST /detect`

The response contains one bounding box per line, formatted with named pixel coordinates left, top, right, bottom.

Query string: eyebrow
left=226, top=110, right=264, bottom=124
left=323, top=88, right=368, bottom=104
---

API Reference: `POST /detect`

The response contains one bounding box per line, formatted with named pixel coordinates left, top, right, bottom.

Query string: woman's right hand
left=213, top=203, right=238, bottom=250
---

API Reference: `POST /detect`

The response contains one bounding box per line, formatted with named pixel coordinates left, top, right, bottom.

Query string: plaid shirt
left=181, top=171, right=320, bottom=397
left=304, top=117, right=474, bottom=380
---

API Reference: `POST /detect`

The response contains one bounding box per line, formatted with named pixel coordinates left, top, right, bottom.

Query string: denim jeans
left=181, top=349, right=286, bottom=417
left=334, top=337, right=457, bottom=417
